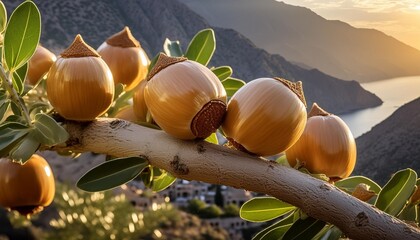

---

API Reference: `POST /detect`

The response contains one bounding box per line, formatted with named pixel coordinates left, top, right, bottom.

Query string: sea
left=338, top=75, right=420, bottom=138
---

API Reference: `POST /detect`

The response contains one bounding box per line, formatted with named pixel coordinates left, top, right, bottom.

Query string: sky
left=282, top=0, right=420, bottom=50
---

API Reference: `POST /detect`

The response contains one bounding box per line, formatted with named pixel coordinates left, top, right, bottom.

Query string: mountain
left=354, top=97, right=420, bottom=185
left=179, top=0, right=420, bottom=82
left=4, top=0, right=381, bottom=114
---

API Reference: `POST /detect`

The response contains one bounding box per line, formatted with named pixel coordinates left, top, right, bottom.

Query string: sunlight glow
left=414, top=5, right=420, bottom=10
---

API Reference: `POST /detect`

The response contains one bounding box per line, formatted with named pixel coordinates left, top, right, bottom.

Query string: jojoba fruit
left=115, top=106, right=137, bottom=122
left=222, top=77, right=307, bottom=156
left=132, top=79, right=151, bottom=123
left=144, top=53, right=227, bottom=140
left=286, top=103, right=357, bottom=180
left=47, top=35, right=114, bottom=121
left=0, top=154, right=55, bottom=217
left=97, top=26, right=149, bottom=91
left=27, top=45, right=56, bottom=86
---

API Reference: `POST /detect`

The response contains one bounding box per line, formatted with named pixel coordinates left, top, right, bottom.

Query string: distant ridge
left=355, top=97, right=420, bottom=185
left=180, top=0, right=420, bottom=82
left=5, top=0, right=381, bottom=114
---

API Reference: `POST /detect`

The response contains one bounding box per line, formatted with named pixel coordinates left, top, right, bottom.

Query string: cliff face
left=354, top=98, right=420, bottom=185
left=180, top=0, right=420, bottom=82
left=5, top=0, right=381, bottom=114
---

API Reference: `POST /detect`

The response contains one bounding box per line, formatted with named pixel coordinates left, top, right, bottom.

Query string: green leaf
left=335, top=176, right=382, bottom=194
left=282, top=217, right=326, bottom=240
left=33, top=113, right=69, bottom=145
left=12, top=62, right=28, bottom=95
left=9, top=130, right=40, bottom=164
left=0, top=122, right=30, bottom=157
left=212, top=66, right=232, bottom=81
left=276, top=154, right=290, bottom=166
left=77, top=156, right=149, bottom=192
left=28, top=101, right=50, bottom=115
left=150, top=167, right=177, bottom=192
left=185, top=28, right=215, bottom=66
left=5, top=114, right=26, bottom=124
left=10, top=100, right=22, bottom=116
left=252, top=211, right=295, bottom=240
left=0, top=1, right=7, bottom=33
left=221, top=77, right=246, bottom=97
left=140, top=166, right=153, bottom=188
left=0, top=89, right=7, bottom=100
left=0, top=121, right=28, bottom=130
left=240, top=197, right=296, bottom=222
left=205, top=132, right=218, bottom=144
left=0, top=99, right=10, bottom=121
left=375, top=169, right=417, bottom=216
left=163, top=38, right=183, bottom=57
left=313, top=225, right=333, bottom=240
left=260, top=224, right=292, bottom=240
left=399, top=203, right=418, bottom=222
left=323, top=226, right=343, bottom=240
left=3, top=0, right=41, bottom=71
left=113, top=83, right=124, bottom=101
left=148, top=52, right=160, bottom=73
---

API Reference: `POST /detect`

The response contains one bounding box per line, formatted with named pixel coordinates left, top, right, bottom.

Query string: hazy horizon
left=282, top=0, right=420, bottom=50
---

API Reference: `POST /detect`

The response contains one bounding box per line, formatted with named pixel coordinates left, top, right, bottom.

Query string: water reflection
left=339, top=75, right=420, bottom=137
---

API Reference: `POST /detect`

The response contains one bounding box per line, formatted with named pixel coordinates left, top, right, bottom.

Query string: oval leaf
left=140, top=166, right=153, bottom=188
left=222, top=77, right=246, bottom=97
left=12, top=62, right=28, bottom=95
left=0, top=99, right=10, bottom=121
left=9, top=131, right=40, bottom=164
left=324, top=226, right=343, bottom=240
left=282, top=217, right=326, bottom=240
left=185, top=28, right=215, bottom=66
left=399, top=203, right=418, bottom=222
left=33, top=113, right=69, bottom=145
left=163, top=38, right=183, bottom=57
left=260, top=224, right=292, bottom=240
left=4, top=1, right=41, bottom=71
left=10, top=100, right=22, bottom=116
left=212, top=66, right=232, bottom=81
left=0, top=1, right=7, bottom=33
left=335, top=176, right=382, bottom=194
left=148, top=52, right=160, bottom=73
left=252, top=211, right=295, bottom=240
left=205, top=132, right=218, bottom=144
left=375, top=168, right=417, bottom=216
left=0, top=122, right=30, bottom=156
left=151, top=168, right=177, bottom=192
left=77, top=157, right=149, bottom=192
left=240, top=197, right=296, bottom=222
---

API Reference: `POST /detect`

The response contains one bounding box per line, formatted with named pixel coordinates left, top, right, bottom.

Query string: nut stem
left=61, top=34, right=100, bottom=58
left=308, top=103, right=330, bottom=118
left=147, top=53, right=187, bottom=81
left=106, top=26, right=140, bottom=48
left=274, top=77, right=307, bottom=107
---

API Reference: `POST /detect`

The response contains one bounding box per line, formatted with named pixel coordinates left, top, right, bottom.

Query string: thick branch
left=54, top=118, right=420, bottom=240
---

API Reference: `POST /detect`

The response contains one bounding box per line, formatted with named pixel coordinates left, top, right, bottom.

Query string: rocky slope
left=180, top=0, right=420, bottom=82
left=354, top=97, right=420, bottom=185
left=4, top=0, right=381, bottom=114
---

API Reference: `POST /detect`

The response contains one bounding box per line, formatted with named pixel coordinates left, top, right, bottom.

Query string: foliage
left=198, top=204, right=224, bottom=219
left=0, top=0, right=67, bottom=164
left=241, top=168, right=419, bottom=239
left=7, top=183, right=227, bottom=240
left=222, top=203, right=240, bottom=217
left=186, top=198, right=207, bottom=214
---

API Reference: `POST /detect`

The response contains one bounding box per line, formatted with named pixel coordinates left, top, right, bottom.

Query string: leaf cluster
left=240, top=169, right=419, bottom=239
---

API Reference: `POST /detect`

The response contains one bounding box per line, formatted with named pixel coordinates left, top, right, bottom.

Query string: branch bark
left=53, top=118, right=420, bottom=240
